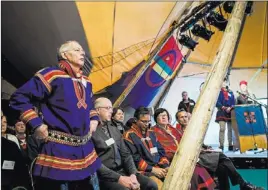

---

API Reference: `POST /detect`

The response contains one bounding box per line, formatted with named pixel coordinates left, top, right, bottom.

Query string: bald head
left=94, top=97, right=113, bottom=122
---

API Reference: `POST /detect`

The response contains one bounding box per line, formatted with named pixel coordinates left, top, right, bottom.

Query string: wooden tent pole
left=162, top=2, right=247, bottom=190
left=113, top=2, right=194, bottom=107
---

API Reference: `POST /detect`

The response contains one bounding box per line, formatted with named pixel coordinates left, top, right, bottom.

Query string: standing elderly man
left=92, top=97, right=158, bottom=190
left=9, top=41, right=101, bottom=190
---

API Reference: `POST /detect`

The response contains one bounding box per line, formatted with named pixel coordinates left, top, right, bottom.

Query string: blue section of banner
left=122, top=69, right=163, bottom=109
left=234, top=105, right=267, bottom=136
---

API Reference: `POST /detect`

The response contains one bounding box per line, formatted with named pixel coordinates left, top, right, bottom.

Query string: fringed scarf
left=221, top=88, right=229, bottom=100
left=58, top=60, right=83, bottom=78
left=58, top=60, right=87, bottom=109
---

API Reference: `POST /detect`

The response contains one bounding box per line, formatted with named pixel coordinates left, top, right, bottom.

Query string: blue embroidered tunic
left=215, top=88, right=235, bottom=122
left=123, top=124, right=169, bottom=174
left=9, top=61, right=101, bottom=181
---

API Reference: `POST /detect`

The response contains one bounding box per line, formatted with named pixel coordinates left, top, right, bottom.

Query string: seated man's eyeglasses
left=140, top=120, right=151, bottom=124
left=98, top=106, right=113, bottom=110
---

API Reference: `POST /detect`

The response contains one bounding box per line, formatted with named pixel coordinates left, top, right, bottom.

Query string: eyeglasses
left=97, top=106, right=113, bottom=111
left=139, top=120, right=151, bottom=124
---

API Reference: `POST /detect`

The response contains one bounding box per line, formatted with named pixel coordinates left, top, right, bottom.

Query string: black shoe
left=234, top=148, right=239, bottom=152
left=240, top=182, right=264, bottom=190
left=228, top=145, right=233, bottom=151
left=248, top=148, right=258, bottom=151
left=219, top=146, right=224, bottom=151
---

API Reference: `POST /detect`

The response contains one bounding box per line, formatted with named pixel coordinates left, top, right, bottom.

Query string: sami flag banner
left=232, top=104, right=267, bottom=153
left=121, top=36, right=183, bottom=109
left=93, top=61, right=145, bottom=103
left=93, top=36, right=183, bottom=109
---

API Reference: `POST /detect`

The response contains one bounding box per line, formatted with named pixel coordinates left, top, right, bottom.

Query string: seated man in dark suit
left=1, top=137, right=31, bottom=190
left=91, top=97, right=158, bottom=190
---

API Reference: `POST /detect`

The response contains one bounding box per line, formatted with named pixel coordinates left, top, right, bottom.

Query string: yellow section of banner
left=239, top=135, right=267, bottom=153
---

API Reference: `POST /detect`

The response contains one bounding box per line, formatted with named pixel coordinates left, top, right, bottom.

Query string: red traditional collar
left=221, top=88, right=229, bottom=100
left=58, top=60, right=83, bottom=79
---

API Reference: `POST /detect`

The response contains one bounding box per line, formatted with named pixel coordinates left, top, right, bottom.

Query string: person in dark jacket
left=1, top=137, right=31, bottom=190
left=112, top=107, right=127, bottom=134
left=178, top=91, right=196, bottom=114
left=92, top=97, right=158, bottom=190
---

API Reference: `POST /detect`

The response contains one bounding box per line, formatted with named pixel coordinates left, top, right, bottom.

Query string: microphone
left=237, top=91, right=249, bottom=98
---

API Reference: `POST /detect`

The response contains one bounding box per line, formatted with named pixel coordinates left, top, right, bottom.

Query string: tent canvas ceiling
left=188, top=2, right=267, bottom=68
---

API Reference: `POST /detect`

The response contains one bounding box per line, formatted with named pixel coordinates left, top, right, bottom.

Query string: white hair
left=57, top=40, right=79, bottom=60
left=94, top=97, right=111, bottom=109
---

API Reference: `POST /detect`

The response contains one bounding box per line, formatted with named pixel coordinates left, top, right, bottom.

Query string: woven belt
left=47, top=130, right=91, bottom=146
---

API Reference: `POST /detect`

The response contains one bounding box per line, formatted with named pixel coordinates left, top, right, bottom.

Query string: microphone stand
left=237, top=91, right=268, bottom=114
left=237, top=91, right=267, bottom=154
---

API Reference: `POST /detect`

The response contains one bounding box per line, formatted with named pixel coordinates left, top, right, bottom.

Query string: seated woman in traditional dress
left=123, top=107, right=169, bottom=189
left=153, top=108, right=216, bottom=190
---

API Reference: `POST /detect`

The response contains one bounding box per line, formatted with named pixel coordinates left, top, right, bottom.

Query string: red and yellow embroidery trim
left=35, top=70, right=70, bottom=93
left=44, top=70, right=70, bottom=83
left=35, top=73, right=52, bottom=93
left=90, top=110, right=99, bottom=119
left=123, top=131, right=134, bottom=144
left=158, top=157, right=169, bottom=166
left=20, top=109, right=38, bottom=124
left=138, top=159, right=148, bottom=171
left=36, top=149, right=98, bottom=170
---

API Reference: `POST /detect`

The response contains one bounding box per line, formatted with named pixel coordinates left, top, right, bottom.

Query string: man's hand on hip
left=34, top=124, right=48, bottom=141
left=90, top=120, right=99, bottom=134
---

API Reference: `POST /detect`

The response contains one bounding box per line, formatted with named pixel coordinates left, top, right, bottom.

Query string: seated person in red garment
left=174, top=109, right=263, bottom=190
left=153, top=108, right=216, bottom=190
left=123, top=107, right=169, bottom=189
